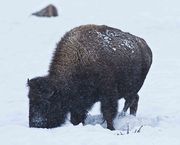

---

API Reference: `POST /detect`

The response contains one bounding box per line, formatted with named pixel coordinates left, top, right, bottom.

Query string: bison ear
left=27, top=78, right=33, bottom=87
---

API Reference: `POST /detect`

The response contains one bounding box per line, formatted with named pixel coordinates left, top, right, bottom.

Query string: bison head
left=27, top=77, right=68, bottom=128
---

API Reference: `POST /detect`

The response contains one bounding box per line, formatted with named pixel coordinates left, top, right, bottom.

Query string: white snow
left=112, top=48, right=117, bottom=51
left=123, top=39, right=134, bottom=49
left=97, top=31, right=111, bottom=45
left=0, top=0, right=180, bottom=145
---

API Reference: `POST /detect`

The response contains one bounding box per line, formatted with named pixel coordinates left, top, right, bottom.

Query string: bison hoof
left=107, top=126, right=115, bottom=131
left=119, top=111, right=126, bottom=117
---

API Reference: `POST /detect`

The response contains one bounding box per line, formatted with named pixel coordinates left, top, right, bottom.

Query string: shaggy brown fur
left=28, top=24, right=152, bottom=130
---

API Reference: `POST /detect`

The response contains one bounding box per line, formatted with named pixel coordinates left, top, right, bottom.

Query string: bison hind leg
left=130, top=94, right=139, bottom=115
left=122, top=94, right=139, bottom=116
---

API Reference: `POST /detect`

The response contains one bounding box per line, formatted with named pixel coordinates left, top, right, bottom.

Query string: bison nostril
left=29, top=121, right=47, bottom=128
left=29, top=115, right=47, bottom=128
left=32, top=116, right=44, bottom=123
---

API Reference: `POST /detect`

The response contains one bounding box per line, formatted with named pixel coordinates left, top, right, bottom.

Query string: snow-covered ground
left=0, top=0, right=180, bottom=145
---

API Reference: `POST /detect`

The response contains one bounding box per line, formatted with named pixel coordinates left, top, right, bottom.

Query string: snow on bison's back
left=28, top=24, right=152, bottom=130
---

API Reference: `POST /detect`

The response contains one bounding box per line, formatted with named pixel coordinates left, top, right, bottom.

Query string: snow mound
left=84, top=113, right=165, bottom=131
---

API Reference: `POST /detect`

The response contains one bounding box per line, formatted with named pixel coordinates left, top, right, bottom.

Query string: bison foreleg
left=101, top=99, right=118, bottom=130
left=70, top=109, right=87, bottom=125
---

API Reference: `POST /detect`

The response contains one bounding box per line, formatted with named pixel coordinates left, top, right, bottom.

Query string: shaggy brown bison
left=28, top=24, right=152, bottom=130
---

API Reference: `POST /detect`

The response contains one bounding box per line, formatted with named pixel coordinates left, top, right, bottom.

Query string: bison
left=28, top=24, right=152, bottom=130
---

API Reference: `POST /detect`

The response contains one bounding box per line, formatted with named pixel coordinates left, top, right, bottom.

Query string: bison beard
left=28, top=24, right=152, bottom=130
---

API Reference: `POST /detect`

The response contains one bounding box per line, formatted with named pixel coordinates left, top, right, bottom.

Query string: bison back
left=49, top=24, right=152, bottom=96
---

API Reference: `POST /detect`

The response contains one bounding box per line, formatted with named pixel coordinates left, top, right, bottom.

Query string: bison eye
left=45, top=91, right=55, bottom=99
